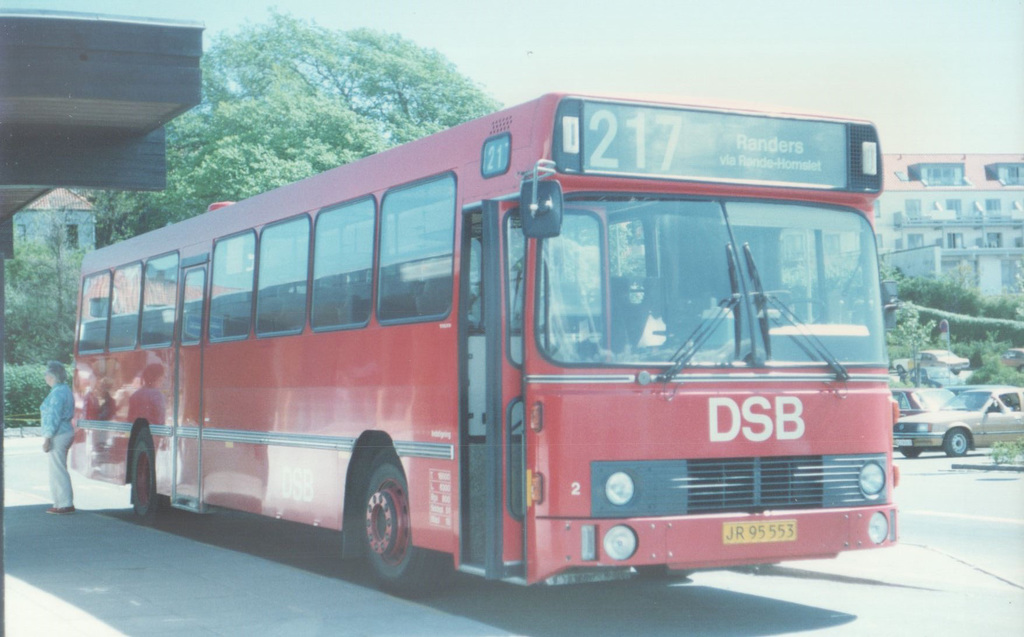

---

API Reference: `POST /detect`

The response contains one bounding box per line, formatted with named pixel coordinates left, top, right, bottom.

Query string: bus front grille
left=590, top=454, right=885, bottom=518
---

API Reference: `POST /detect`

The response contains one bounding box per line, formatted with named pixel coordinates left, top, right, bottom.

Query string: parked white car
left=893, top=349, right=970, bottom=380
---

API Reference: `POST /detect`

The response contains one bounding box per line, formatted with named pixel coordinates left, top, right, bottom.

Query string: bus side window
left=256, top=216, right=310, bottom=337
left=140, top=253, right=179, bottom=347
left=210, top=231, right=256, bottom=341
left=312, top=198, right=375, bottom=330
left=181, top=269, right=206, bottom=344
left=79, top=271, right=111, bottom=352
left=378, top=175, right=456, bottom=323
left=109, top=262, right=142, bottom=350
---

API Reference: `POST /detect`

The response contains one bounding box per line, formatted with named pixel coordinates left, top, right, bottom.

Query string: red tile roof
left=25, top=188, right=93, bottom=211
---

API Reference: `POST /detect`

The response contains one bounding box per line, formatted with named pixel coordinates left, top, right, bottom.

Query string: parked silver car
left=893, top=386, right=1024, bottom=458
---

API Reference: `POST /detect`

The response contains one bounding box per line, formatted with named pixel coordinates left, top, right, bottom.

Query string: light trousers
left=48, top=430, right=75, bottom=508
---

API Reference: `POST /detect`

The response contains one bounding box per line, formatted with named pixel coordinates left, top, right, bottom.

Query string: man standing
left=41, top=360, right=75, bottom=514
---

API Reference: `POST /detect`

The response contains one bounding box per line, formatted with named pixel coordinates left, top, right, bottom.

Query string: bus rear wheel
left=131, top=430, right=158, bottom=523
left=362, top=458, right=451, bottom=596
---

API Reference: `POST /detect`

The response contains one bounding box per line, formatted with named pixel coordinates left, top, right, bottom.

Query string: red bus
left=71, top=93, right=898, bottom=593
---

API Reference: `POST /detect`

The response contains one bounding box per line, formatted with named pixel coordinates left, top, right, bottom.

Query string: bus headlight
left=605, top=472, right=635, bottom=506
left=858, top=462, right=885, bottom=498
left=867, top=512, right=889, bottom=545
left=603, top=525, right=637, bottom=561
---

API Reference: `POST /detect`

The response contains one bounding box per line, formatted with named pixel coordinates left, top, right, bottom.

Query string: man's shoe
left=46, top=506, right=75, bottom=515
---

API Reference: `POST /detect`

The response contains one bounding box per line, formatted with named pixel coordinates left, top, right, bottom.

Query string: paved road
left=4, top=436, right=1024, bottom=636
left=894, top=450, right=1024, bottom=587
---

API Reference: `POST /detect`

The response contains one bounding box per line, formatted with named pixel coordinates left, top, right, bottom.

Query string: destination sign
left=562, top=101, right=851, bottom=189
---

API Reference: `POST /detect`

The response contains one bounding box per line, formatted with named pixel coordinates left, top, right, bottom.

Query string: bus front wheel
left=362, top=458, right=451, bottom=596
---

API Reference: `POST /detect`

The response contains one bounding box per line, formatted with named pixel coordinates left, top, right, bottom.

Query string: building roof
left=23, top=188, right=93, bottom=212
left=883, top=154, right=1024, bottom=192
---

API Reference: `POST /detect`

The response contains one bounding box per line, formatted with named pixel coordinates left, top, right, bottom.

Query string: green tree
left=90, top=11, right=499, bottom=245
left=4, top=212, right=83, bottom=364
left=887, top=302, right=936, bottom=360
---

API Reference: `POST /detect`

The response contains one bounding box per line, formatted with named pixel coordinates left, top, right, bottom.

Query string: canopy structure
left=0, top=10, right=203, bottom=253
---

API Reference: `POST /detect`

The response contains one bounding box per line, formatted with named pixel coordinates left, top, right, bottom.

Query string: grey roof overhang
left=0, top=10, right=203, bottom=221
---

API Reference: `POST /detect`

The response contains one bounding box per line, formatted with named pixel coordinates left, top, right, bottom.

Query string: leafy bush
left=3, top=363, right=54, bottom=426
left=991, top=439, right=1024, bottom=466
left=962, top=359, right=1024, bottom=386
left=958, top=338, right=1012, bottom=370
left=979, top=294, right=1023, bottom=321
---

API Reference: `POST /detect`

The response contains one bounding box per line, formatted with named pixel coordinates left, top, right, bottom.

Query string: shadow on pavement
left=5, top=502, right=858, bottom=636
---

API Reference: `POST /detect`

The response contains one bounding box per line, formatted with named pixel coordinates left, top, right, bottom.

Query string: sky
left=4, top=0, right=1023, bottom=154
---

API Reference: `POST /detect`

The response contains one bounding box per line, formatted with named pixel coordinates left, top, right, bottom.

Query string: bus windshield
left=536, top=196, right=885, bottom=368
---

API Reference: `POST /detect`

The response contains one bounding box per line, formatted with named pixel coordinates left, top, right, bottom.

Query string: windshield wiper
left=741, top=244, right=849, bottom=381
left=764, top=296, right=850, bottom=381
left=742, top=243, right=772, bottom=360
left=658, top=245, right=741, bottom=382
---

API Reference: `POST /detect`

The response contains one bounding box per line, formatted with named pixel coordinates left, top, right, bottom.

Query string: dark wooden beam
left=1, top=127, right=166, bottom=191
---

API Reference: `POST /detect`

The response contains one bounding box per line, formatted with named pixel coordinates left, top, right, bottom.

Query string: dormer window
left=986, top=163, right=1024, bottom=186
left=909, top=163, right=967, bottom=186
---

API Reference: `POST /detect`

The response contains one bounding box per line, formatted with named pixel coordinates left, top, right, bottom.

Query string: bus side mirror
left=881, top=279, right=899, bottom=330
left=520, top=179, right=563, bottom=238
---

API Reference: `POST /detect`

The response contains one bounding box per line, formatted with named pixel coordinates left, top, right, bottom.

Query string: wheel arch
left=341, top=430, right=399, bottom=559
left=945, top=424, right=975, bottom=448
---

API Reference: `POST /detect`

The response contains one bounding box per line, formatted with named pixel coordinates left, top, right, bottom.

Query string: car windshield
left=944, top=391, right=991, bottom=412
left=916, top=389, right=954, bottom=410
left=535, top=196, right=886, bottom=367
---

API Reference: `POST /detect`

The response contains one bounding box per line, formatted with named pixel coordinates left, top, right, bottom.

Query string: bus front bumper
left=531, top=504, right=897, bottom=584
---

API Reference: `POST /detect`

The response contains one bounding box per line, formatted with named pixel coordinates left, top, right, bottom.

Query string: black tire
left=362, top=457, right=452, bottom=596
left=900, top=448, right=923, bottom=459
left=131, top=429, right=159, bottom=523
left=943, top=429, right=970, bottom=457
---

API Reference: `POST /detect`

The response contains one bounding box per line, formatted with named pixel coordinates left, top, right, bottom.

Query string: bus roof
left=82, top=92, right=880, bottom=273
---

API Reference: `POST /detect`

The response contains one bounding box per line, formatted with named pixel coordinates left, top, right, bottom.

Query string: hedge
left=916, top=306, right=1024, bottom=347
left=3, top=363, right=54, bottom=426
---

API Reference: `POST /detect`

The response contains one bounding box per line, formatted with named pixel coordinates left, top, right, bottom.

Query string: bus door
left=171, top=262, right=208, bottom=512
left=459, top=201, right=526, bottom=579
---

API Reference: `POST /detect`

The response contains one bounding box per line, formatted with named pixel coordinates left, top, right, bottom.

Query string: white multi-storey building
left=876, top=154, right=1024, bottom=294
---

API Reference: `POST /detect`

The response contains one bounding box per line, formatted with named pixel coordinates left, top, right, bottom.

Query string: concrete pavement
left=4, top=435, right=1021, bottom=635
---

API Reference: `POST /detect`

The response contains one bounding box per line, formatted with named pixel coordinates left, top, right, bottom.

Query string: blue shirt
left=40, top=383, right=74, bottom=438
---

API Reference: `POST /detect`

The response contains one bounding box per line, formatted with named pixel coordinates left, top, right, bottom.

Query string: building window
left=947, top=233, right=964, bottom=249
left=998, top=165, right=1023, bottom=186
left=905, top=199, right=922, bottom=218
left=946, top=200, right=962, bottom=218
left=916, top=164, right=966, bottom=186
left=65, top=224, right=79, bottom=247
left=986, top=199, right=1002, bottom=216
left=907, top=234, right=925, bottom=249
left=987, top=233, right=1003, bottom=248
